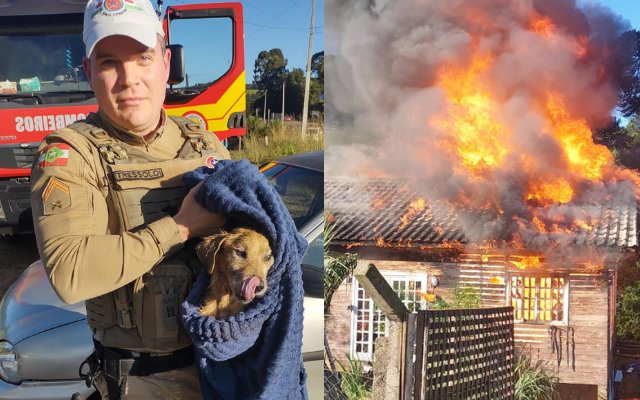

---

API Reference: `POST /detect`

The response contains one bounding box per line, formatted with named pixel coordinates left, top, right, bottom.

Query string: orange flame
left=545, top=94, right=613, bottom=180
left=432, top=54, right=510, bottom=179
left=527, top=180, right=574, bottom=206
left=372, top=198, right=385, bottom=211
left=530, top=12, right=556, bottom=38
left=418, top=292, right=437, bottom=302
left=510, top=256, right=542, bottom=269
left=398, top=198, right=426, bottom=230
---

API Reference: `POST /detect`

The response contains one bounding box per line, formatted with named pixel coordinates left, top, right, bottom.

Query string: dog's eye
left=235, top=249, right=247, bottom=258
left=264, top=254, right=272, bottom=262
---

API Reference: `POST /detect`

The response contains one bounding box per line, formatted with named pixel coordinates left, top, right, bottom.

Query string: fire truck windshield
left=0, top=31, right=88, bottom=94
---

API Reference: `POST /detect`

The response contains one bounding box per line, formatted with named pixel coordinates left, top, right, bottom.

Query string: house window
left=509, top=275, right=567, bottom=323
left=350, top=273, right=427, bottom=361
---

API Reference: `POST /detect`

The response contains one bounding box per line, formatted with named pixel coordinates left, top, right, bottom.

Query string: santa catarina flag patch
left=38, top=144, right=70, bottom=169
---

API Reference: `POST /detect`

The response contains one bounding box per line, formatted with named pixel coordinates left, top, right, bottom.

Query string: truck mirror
left=167, top=44, right=185, bottom=85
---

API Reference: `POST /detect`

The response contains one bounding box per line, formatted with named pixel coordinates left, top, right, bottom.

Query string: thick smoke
left=326, top=0, right=636, bottom=246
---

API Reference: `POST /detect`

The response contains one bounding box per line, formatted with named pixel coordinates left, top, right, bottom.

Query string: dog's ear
left=197, top=234, right=227, bottom=274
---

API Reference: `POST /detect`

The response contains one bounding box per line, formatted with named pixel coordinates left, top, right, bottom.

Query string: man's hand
left=173, top=182, right=227, bottom=241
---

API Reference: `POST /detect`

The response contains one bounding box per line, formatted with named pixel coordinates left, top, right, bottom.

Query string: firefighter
left=29, top=0, right=229, bottom=398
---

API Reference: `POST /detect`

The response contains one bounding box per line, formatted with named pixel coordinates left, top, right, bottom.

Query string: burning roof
left=325, top=179, right=639, bottom=249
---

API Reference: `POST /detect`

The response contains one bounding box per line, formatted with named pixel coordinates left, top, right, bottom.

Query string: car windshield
left=261, top=162, right=323, bottom=230
left=0, top=21, right=89, bottom=94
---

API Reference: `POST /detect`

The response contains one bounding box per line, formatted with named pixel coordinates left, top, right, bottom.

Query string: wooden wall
left=324, top=248, right=613, bottom=400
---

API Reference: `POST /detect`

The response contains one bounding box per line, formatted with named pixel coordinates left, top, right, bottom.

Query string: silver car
left=0, top=150, right=324, bottom=400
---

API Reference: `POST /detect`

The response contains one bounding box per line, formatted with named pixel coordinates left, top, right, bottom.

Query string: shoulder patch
left=42, top=178, right=72, bottom=215
left=38, top=144, right=70, bottom=169
left=205, top=156, right=219, bottom=168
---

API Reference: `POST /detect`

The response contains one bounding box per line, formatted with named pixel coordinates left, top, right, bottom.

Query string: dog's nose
left=256, top=281, right=265, bottom=293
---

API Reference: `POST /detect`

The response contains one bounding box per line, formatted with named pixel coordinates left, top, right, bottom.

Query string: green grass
left=229, top=116, right=323, bottom=166
left=514, top=347, right=561, bottom=400
left=336, top=355, right=372, bottom=400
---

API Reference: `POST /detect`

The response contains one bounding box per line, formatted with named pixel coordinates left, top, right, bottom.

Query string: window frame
left=350, top=272, right=427, bottom=361
left=506, top=272, right=569, bottom=325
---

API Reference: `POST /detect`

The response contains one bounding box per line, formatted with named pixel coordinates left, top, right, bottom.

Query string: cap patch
left=92, top=0, right=143, bottom=19
left=38, top=144, right=70, bottom=169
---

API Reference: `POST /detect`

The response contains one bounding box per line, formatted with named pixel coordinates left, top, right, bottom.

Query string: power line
left=294, top=0, right=313, bottom=68
left=242, top=1, right=302, bottom=29
left=246, top=0, right=304, bottom=39
left=165, top=0, right=308, bottom=32
left=245, top=21, right=324, bottom=30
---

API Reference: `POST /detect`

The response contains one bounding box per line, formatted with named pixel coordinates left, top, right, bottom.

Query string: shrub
left=616, top=280, right=640, bottom=341
left=514, top=347, right=561, bottom=400
left=451, top=285, right=481, bottom=308
left=336, top=355, right=372, bottom=400
left=246, top=115, right=266, bottom=137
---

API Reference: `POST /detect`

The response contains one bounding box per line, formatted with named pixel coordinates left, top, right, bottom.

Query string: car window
left=261, top=164, right=323, bottom=230
left=301, top=231, right=323, bottom=298
left=302, top=232, right=323, bottom=269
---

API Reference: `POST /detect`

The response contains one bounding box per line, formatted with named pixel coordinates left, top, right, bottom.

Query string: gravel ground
left=0, top=235, right=40, bottom=299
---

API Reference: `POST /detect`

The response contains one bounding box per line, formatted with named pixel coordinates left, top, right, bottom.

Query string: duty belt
left=80, top=340, right=195, bottom=390
left=101, top=345, right=194, bottom=383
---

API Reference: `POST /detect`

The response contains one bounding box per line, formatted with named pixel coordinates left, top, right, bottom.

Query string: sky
left=159, top=0, right=323, bottom=84
left=581, top=0, right=640, bottom=29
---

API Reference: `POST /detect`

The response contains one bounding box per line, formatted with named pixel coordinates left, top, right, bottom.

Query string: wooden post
left=402, top=312, right=417, bottom=400
left=355, top=263, right=409, bottom=400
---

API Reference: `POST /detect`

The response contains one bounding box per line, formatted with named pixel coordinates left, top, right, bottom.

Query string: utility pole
left=282, top=80, right=285, bottom=122
left=263, top=90, right=267, bottom=122
left=301, top=0, right=316, bottom=140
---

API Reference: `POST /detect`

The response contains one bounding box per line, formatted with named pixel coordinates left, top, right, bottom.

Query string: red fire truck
left=0, top=0, right=246, bottom=233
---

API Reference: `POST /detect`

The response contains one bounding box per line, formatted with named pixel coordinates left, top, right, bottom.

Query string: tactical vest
left=67, top=115, right=217, bottom=352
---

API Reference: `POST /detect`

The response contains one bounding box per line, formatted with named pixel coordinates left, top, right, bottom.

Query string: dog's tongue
left=241, top=277, right=260, bottom=301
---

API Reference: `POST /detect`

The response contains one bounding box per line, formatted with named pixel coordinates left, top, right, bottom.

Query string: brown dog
left=196, top=227, right=274, bottom=319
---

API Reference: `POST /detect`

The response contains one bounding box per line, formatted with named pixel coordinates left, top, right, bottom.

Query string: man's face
left=83, top=35, right=170, bottom=137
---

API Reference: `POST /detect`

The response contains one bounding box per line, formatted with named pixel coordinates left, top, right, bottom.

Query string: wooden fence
left=410, top=307, right=515, bottom=400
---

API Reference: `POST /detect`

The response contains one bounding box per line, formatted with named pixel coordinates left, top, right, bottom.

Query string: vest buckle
left=98, top=145, right=128, bottom=164
left=111, top=145, right=127, bottom=160
left=99, top=147, right=115, bottom=164
left=190, top=138, right=204, bottom=153
left=90, top=128, right=108, bottom=139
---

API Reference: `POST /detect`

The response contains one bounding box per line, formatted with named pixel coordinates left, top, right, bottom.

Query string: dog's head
left=197, top=227, right=274, bottom=303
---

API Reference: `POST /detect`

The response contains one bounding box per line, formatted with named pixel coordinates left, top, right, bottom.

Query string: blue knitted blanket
left=181, top=159, right=309, bottom=400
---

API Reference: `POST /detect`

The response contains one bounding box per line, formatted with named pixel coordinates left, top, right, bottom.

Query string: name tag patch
left=113, top=168, right=164, bottom=182
left=38, top=144, right=70, bottom=169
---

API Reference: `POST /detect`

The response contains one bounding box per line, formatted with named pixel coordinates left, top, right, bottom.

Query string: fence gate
left=410, top=306, right=515, bottom=400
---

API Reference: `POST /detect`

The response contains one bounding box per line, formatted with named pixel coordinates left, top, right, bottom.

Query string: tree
left=617, top=30, right=640, bottom=118
left=284, top=68, right=306, bottom=117
left=309, top=76, right=324, bottom=115
left=311, top=51, right=324, bottom=86
left=253, top=49, right=288, bottom=116
left=593, top=117, right=631, bottom=158
left=593, top=116, right=640, bottom=170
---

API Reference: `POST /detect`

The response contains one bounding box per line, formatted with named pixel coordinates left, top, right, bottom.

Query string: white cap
left=83, top=0, right=165, bottom=57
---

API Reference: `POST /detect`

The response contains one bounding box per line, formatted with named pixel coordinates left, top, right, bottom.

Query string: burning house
left=325, top=179, right=637, bottom=400
left=325, top=0, right=640, bottom=399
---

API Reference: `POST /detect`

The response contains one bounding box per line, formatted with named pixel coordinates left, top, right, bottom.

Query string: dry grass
left=230, top=117, right=324, bottom=166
